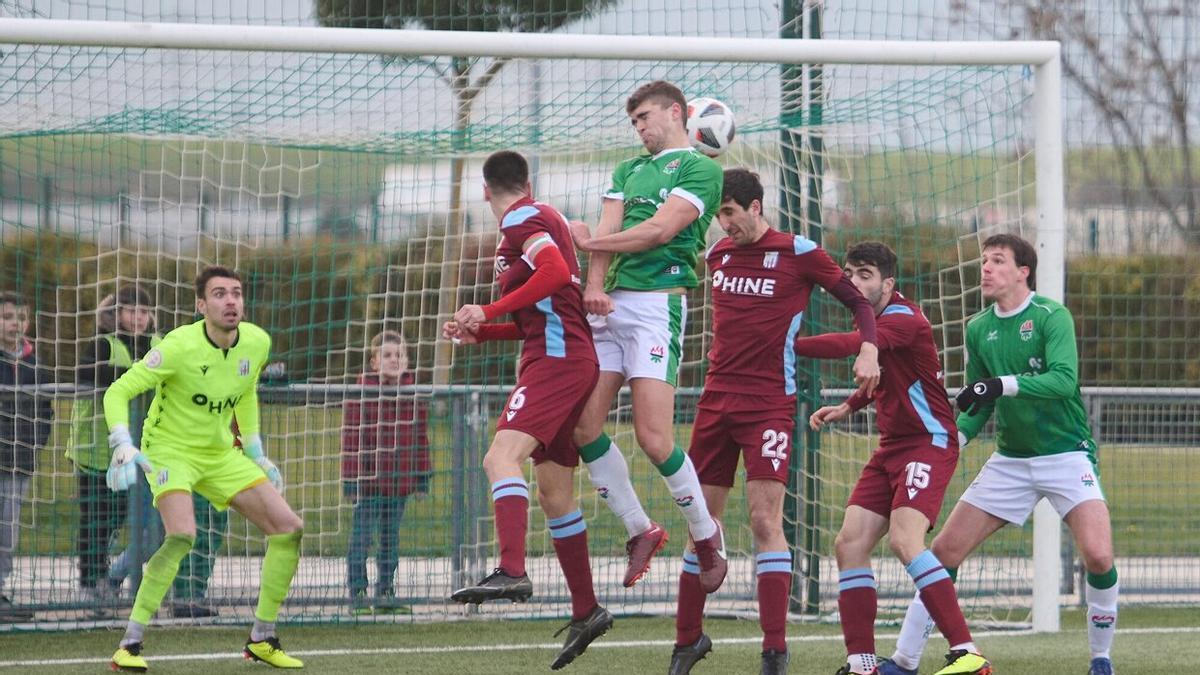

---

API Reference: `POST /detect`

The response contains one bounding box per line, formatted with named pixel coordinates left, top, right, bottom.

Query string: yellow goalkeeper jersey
left=103, top=319, right=269, bottom=453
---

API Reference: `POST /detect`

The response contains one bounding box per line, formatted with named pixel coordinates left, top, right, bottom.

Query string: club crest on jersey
left=239, top=359, right=251, bottom=376
left=1081, top=472, right=1096, bottom=488
left=663, top=158, right=681, bottom=174
left=649, top=345, right=665, bottom=363
left=762, top=251, right=779, bottom=269
left=145, top=349, right=163, bottom=369
left=1019, top=319, right=1034, bottom=341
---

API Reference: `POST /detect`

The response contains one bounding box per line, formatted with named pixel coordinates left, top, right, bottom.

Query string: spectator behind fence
left=0, top=291, right=53, bottom=622
left=341, top=330, right=431, bottom=615
left=69, top=287, right=163, bottom=611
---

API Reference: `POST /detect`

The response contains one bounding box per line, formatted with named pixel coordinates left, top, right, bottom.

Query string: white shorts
left=959, top=451, right=1106, bottom=526
left=589, top=290, right=687, bottom=386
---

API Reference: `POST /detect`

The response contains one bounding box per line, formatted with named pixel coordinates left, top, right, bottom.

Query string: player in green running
left=568, top=80, right=726, bottom=592
left=105, top=265, right=304, bottom=671
left=883, top=234, right=1117, bottom=675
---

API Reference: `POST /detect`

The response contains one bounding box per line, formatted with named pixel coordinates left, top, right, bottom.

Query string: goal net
left=0, top=21, right=1062, bottom=629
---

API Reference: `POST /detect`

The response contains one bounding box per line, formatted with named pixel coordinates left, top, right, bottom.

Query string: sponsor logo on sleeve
left=145, top=349, right=163, bottom=369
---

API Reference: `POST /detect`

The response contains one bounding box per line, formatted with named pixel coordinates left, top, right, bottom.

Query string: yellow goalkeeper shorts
left=142, top=443, right=268, bottom=511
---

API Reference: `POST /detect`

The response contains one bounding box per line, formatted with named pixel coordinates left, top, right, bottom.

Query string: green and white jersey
left=958, top=292, right=1097, bottom=461
left=603, top=147, right=722, bottom=292
left=103, top=320, right=270, bottom=453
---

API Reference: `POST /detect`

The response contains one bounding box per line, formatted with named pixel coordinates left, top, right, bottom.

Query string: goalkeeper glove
left=106, top=425, right=152, bottom=492
left=242, top=433, right=284, bottom=493
left=955, top=377, right=1004, bottom=416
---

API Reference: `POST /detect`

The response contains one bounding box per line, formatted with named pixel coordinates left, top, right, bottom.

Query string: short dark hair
left=845, top=241, right=898, bottom=280
left=115, top=285, right=151, bottom=307
left=982, top=233, right=1037, bottom=286
left=721, top=168, right=764, bottom=210
left=626, top=80, right=688, bottom=128
left=0, top=291, right=27, bottom=309
left=482, top=150, right=530, bottom=196
left=194, top=265, right=242, bottom=298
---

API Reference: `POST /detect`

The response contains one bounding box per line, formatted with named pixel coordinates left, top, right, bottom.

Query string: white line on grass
left=1, top=626, right=1197, bottom=668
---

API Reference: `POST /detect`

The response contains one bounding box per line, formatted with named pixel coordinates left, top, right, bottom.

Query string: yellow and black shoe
left=933, top=649, right=993, bottom=675
left=244, top=636, right=304, bottom=669
left=110, top=642, right=148, bottom=672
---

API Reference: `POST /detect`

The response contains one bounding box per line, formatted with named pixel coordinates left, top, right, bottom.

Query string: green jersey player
left=106, top=266, right=304, bottom=671
left=882, top=235, right=1117, bottom=675
left=567, top=80, right=727, bottom=592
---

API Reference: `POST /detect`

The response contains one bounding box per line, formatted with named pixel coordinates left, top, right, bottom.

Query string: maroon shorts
left=847, top=438, right=960, bottom=526
left=688, top=391, right=796, bottom=487
left=496, top=356, right=598, bottom=468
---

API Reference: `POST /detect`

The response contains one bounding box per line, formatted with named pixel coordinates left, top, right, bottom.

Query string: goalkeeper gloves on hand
left=955, top=377, right=1004, bottom=416
left=106, top=425, right=152, bottom=492
left=242, top=433, right=284, bottom=493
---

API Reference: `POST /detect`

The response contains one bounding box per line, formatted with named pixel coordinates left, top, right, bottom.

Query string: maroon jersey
left=704, top=229, right=845, bottom=399
left=795, top=293, right=957, bottom=448
left=494, top=197, right=596, bottom=366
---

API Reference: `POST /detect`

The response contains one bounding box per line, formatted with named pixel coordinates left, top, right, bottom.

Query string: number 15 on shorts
left=905, top=461, right=931, bottom=500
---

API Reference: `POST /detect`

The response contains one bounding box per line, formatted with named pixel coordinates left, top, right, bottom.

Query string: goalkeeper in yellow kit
left=105, top=265, right=304, bottom=671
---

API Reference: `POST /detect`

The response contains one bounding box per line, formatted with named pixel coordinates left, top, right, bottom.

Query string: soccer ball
left=686, top=97, right=736, bottom=157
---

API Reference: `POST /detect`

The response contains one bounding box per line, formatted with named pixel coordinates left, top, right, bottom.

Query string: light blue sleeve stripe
left=882, top=304, right=914, bottom=316
left=501, top=205, right=541, bottom=229
left=782, top=312, right=804, bottom=397
left=793, top=235, right=817, bottom=255
left=536, top=297, right=566, bottom=358
left=907, top=380, right=950, bottom=449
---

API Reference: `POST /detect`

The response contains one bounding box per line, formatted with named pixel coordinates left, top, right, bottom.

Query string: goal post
left=0, top=18, right=1064, bottom=631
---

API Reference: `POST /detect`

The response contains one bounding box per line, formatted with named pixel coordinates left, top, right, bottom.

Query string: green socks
left=129, top=533, right=195, bottom=625
left=255, top=529, right=303, bottom=622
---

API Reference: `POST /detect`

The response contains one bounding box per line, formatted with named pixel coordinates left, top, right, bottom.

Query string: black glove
left=956, top=378, right=1003, bottom=416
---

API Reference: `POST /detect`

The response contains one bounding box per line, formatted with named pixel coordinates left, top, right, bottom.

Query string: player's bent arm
left=580, top=195, right=699, bottom=254
left=481, top=238, right=571, bottom=321
left=794, top=331, right=862, bottom=359
left=1008, top=309, right=1081, bottom=400
left=232, top=373, right=263, bottom=438
left=474, top=323, right=524, bottom=342
left=794, top=318, right=918, bottom=360
left=583, top=198, right=625, bottom=288
left=102, top=350, right=172, bottom=430
left=955, top=334, right=994, bottom=442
